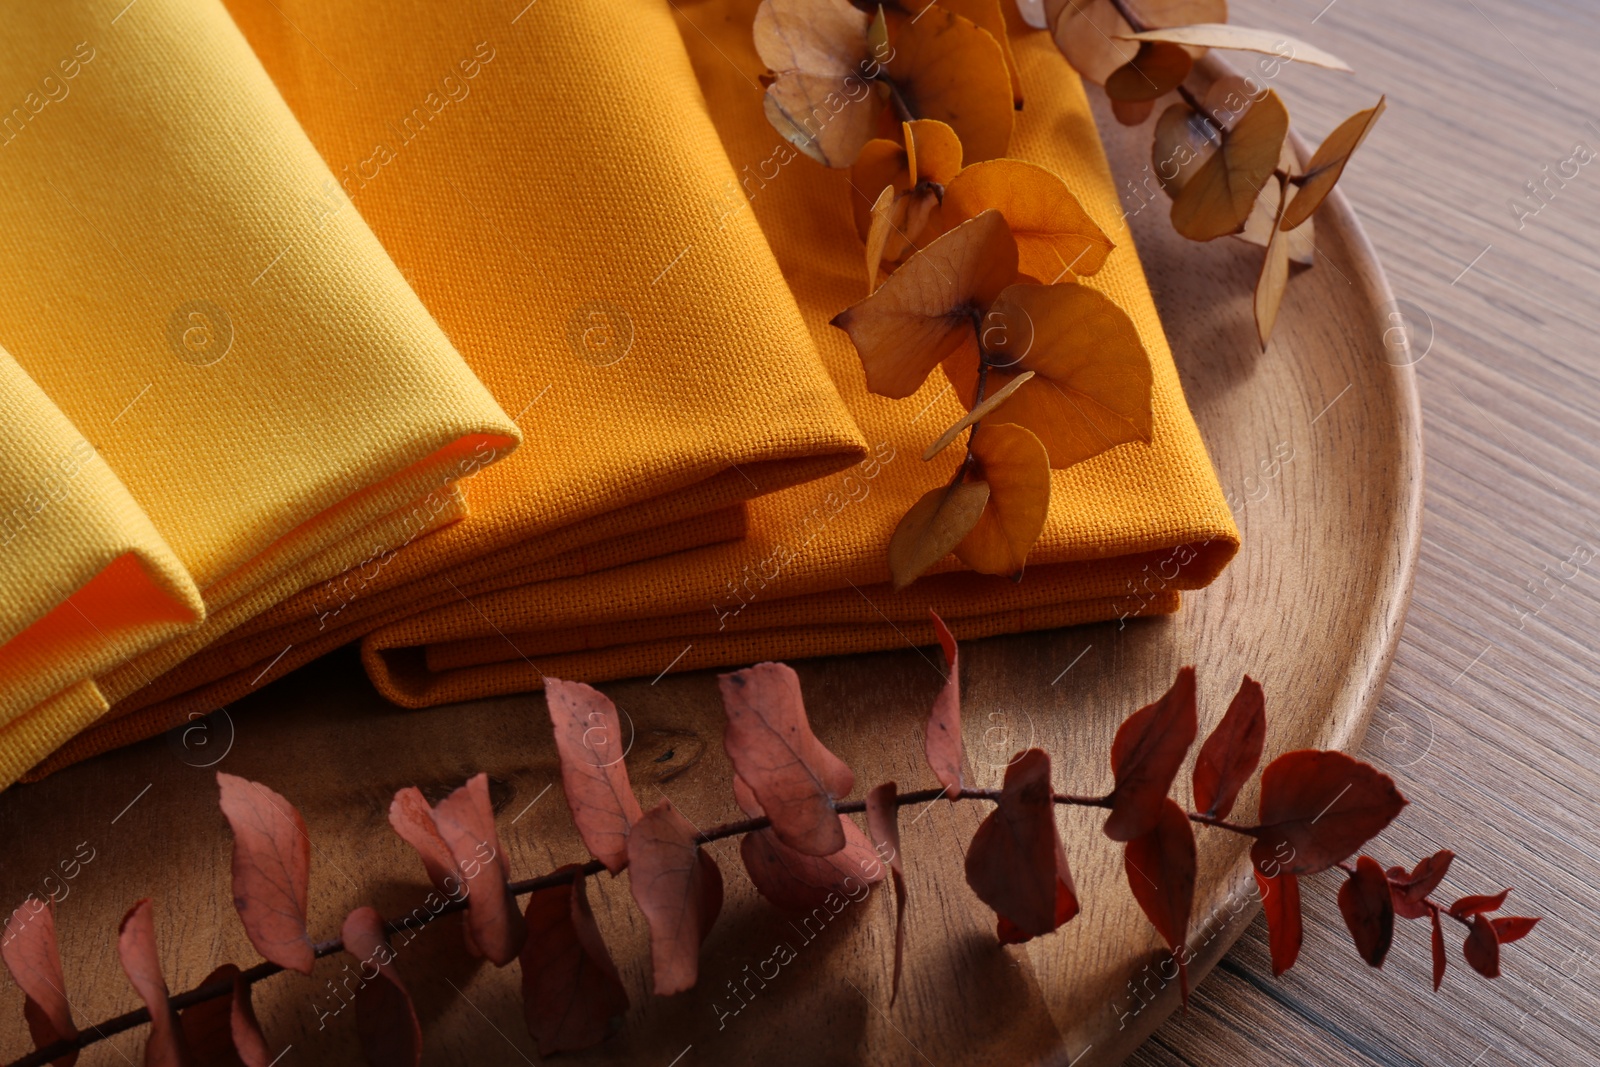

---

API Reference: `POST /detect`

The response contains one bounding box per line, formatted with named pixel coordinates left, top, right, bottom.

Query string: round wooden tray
left=0, top=63, right=1421, bottom=1067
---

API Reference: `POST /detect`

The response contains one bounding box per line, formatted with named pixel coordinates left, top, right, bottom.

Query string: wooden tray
left=0, top=61, right=1422, bottom=1067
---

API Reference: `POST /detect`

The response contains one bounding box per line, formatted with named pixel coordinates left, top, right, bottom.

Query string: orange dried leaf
left=884, top=5, right=1014, bottom=163
left=719, top=662, right=855, bottom=856
left=925, top=610, right=964, bottom=798
left=627, top=801, right=725, bottom=995
left=755, top=0, right=884, bottom=167
left=3, top=900, right=78, bottom=1067
left=865, top=782, right=908, bottom=1003
left=1171, top=87, right=1288, bottom=240
left=544, top=677, right=645, bottom=875
left=217, top=773, right=314, bottom=976
left=832, top=209, right=1017, bottom=399
left=1254, top=173, right=1293, bottom=346
left=342, top=907, right=422, bottom=1067
left=851, top=138, right=912, bottom=238
left=1047, top=0, right=1226, bottom=86
left=955, top=282, right=1153, bottom=468
left=431, top=774, right=526, bottom=965
left=520, top=867, right=629, bottom=1056
left=964, top=748, right=1079, bottom=943
left=941, top=159, right=1115, bottom=281
left=1119, top=25, right=1352, bottom=71
left=888, top=480, right=991, bottom=588
left=1105, top=666, right=1198, bottom=842
left=117, top=900, right=191, bottom=1067
left=954, top=422, right=1051, bottom=577
left=1111, top=97, right=1156, bottom=126
left=936, top=0, right=1024, bottom=106
left=1105, top=41, right=1193, bottom=103
left=1192, top=675, right=1266, bottom=821
left=178, top=965, right=270, bottom=1067
left=905, top=117, right=965, bottom=185
left=1281, top=97, right=1386, bottom=230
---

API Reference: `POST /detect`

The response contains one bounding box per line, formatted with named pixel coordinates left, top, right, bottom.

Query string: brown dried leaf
left=1238, top=137, right=1315, bottom=264
left=1047, top=0, right=1226, bottom=85
left=117, top=900, right=192, bottom=1067
left=865, top=783, right=908, bottom=1003
left=545, top=677, right=645, bottom=874
left=964, top=749, right=1079, bottom=943
left=1338, top=855, right=1395, bottom=967
left=1111, top=97, right=1156, bottom=126
left=2, top=899, right=77, bottom=1067
left=850, top=120, right=964, bottom=240
left=520, top=867, right=630, bottom=1055
left=832, top=209, right=1017, bottom=399
left=888, top=480, right=992, bottom=589
left=431, top=774, right=527, bottom=965
left=924, top=610, right=964, bottom=798
left=755, top=0, right=884, bottom=167
left=628, top=801, right=725, bottom=995
left=1105, top=666, right=1199, bottom=842
left=884, top=6, right=1015, bottom=163
left=1119, top=25, right=1352, bottom=71
left=940, top=159, right=1115, bottom=280
left=954, top=422, right=1052, bottom=577
left=1192, top=675, right=1266, bottom=821
left=923, top=370, right=1034, bottom=460
left=179, top=965, right=270, bottom=1067
left=1254, top=172, right=1293, bottom=347
left=1281, top=97, right=1386, bottom=230
left=1170, top=88, right=1289, bottom=240
left=342, top=907, right=422, bottom=1067
left=719, top=662, right=856, bottom=855
left=1105, top=41, right=1194, bottom=102
left=1151, top=102, right=1219, bottom=197
left=217, top=773, right=314, bottom=975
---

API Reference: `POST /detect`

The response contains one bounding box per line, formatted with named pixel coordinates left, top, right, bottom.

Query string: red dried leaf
left=1105, top=667, right=1198, bottom=842
left=1253, top=869, right=1303, bottom=976
left=1492, top=916, right=1540, bottom=944
left=341, top=906, right=422, bottom=1067
left=1124, top=798, right=1196, bottom=999
left=117, top=899, right=192, bottom=1067
left=1450, top=889, right=1511, bottom=919
left=179, top=965, right=271, bottom=1067
left=520, top=866, right=629, bottom=1055
left=2, top=898, right=78, bottom=1066
left=389, top=786, right=485, bottom=957
left=965, top=749, right=1079, bottom=943
left=1431, top=907, right=1447, bottom=990
left=1396, top=850, right=1455, bottom=902
left=1251, top=750, right=1407, bottom=875
left=925, top=611, right=964, bottom=799
left=1464, top=913, right=1501, bottom=978
left=1338, top=856, right=1394, bottom=967
left=1192, top=675, right=1265, bottom=820
left=431, top=774, right=527, bottom=965
left=865, top=783, right=907, bottom=1004
left=628, top=800, right=725, bottom=995
left=217, top=773, right=314, bottom=975
left=545, top=678, right=645, bottom=874
left=731, top=774, right=763, bottom=818
left=719, top=663, right=855, bottom=856
left=741, top=817, right=884, bottom=913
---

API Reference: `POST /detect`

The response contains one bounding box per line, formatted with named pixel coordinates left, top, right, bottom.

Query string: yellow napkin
left=0, top=0, right=522, bottom=785
left=348, top=0, right=1240, bottom=705
left=21, top=0, right=871, bottom=777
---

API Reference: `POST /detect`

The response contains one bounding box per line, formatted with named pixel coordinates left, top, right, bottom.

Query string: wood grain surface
left=0, top=1, right=1591, bottom=1064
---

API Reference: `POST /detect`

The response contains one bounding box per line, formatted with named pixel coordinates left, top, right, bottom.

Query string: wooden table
left=1136, top=0, right=1600, bottom=1063
left=3, top=2, right=1596, bottom=1065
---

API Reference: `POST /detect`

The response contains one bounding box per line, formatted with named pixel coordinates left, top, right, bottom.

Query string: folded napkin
left=0, top=0, right=525, bottom=786
left=22, top=0, right=870, bottom=776
left=347, top=0, right=1241, bottom=705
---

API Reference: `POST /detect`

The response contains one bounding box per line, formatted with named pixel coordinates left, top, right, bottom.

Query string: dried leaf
left=2, top=899, right=77, bottom=1067
left=1491, top=916, right=1540, bottom=944
left=923, top=370, right=1035, bottom=460
left=179, top=965, right=270, bottom=1067
left=904, top=117, right=965, bottom=185
left=964, top=749, right=1079, bottom=943
left=1254, top=172, right=1292, bottom=346
left=884, top=5, right=1015, bottom=163
left=1125, top=798, right=1197, bottom=996
left=1390, top=849, right=1455, bottom=919
left=1237, top=137, right=1315, bottom=265
left=1151, top=102, right=1219, bottom=197
left=544, top=677, right=645, bottom=874
left=341, top=907, right=422, bottom=1067
left=431, top=774, right=527, bottom=965
left=388, top=786, right=479, bottom=955
left=117, top=900, right=192, bottom=1067
left=865, top=783, right=908, bottom=1003
left=953, top=282, right=1153, bottom=468
left=1047, top=0, right=1226, bottom=85
left=832, top=209, right=1017, bottom=399
left=1104, top=667, right=1198, bottom=842
left=865, top=185, right=901, bottom=287
left=740, top=816, right=883, bottom=912
left=1431, top=907, right=1447, bottom=990
left=850, top=119, right=964, bottom=239
left=937, top=0, right=1024, bottom=106
left=924, top=610, right=964, bottom=798
left=888, top=480, right=992, bottom=589
left=520, top=866, right=629, bottom=1055
left=217, top=773, right=314, bottom=975
left=1111, top=97, right=1156, bottom=126
left=1170, top=88, right=1288, bottom=240
left=1281, top=98, right=1386, bottom=230
left=1338, top=855, right=1395, bottom=967
left=1192, top=675, right=1266, bottom=820
left=954, top=422, right=1052, bottom=577
left=755, top=0, right=883, bottom=167
left=1254, top=869, right=1303, bottom=976
left=1464, top=913, right=1501, bottom=978
left=1251, top=750, right=1407, bottom=876
left=1118, top=25, right=1352, bottom=71
left=628, top=801, right=725, bottom=995
left=719, top=662, right=856, bottom=856
left=1449, top=889, right=1510, bottom=919
left=1105, top=41, right=1194, bottom=102
left=940, top=159, right=1115, bottom=280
